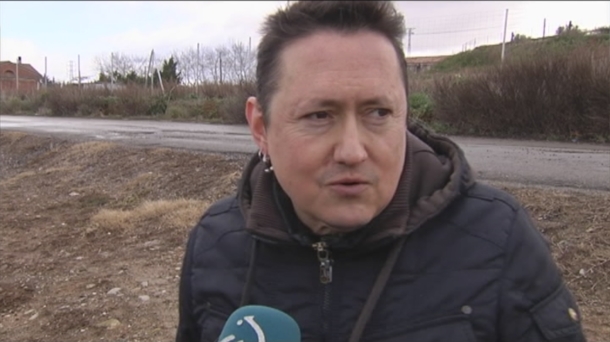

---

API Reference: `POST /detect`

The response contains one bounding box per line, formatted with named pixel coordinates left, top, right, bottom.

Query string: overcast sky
left=1, top=1, right=608, bottom=82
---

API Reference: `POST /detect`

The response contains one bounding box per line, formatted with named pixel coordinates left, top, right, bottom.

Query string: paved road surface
left=1, top=115, right=609, bottom=191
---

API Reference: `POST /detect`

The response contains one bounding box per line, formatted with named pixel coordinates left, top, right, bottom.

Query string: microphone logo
left=219, top=315, right=266, bottom=342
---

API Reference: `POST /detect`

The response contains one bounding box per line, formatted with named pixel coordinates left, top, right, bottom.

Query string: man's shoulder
left=188, top=194, right=247, bottom=249
left=202, top=195, right=241, bottom=218
left=438, top=182, right=528, bottom=250
left=462, top=181, right=522, bottom=211
left=449, top=181, right=523, bottom=221
left=184, top=194, right=251, bottom=276
left=196, top=195, right=244, bottom=231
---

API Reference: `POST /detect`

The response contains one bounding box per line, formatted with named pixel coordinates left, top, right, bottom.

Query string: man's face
left=247, top=30, right=407, bottom=234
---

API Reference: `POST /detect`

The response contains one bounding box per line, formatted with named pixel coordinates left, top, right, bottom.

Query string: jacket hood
left=237, top=124, right=476, bottom=250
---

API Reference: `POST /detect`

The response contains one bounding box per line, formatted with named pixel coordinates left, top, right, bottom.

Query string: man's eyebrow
left=358, top=96, right=393, bottom=107
left=298, top=96, right=393, bottom=109
left=299, top=98, right=342, bottom=108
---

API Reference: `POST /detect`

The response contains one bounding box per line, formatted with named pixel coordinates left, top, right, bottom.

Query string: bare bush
left=432, top=44, right=610, bottom=140
left=7, top=81, right=254, bottom=122
left=94, top=40, right=256, bottom=86
left=38, top=86, right=166, bottom=117
left=219, top=82, right=255, bottom=124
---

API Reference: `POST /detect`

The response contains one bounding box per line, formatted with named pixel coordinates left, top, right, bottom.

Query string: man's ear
left=245, top=96, right=268, bottom=153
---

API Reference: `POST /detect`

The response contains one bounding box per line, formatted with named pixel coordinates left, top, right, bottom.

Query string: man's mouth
left=328, top=178, right=369, bottom=196
left=329, top=177, right=368, bottom=186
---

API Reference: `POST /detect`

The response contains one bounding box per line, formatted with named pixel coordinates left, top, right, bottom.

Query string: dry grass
left=90, top=199, right=209, bottom=233
left=0, top=166, right=80, bottom=186
left=1, top=130, right=29, bottom=143
left=508, top=187, right=609, bottom=291
left=63, top=141, right=117, bottom=157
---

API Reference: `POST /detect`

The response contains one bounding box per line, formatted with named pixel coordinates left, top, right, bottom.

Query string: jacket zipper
left=313, top=241, right=333, bottom=284
left=313, top=241, right=333, bottom=341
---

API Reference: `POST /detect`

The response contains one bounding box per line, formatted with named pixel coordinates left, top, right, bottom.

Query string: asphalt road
left=1, top=115, right=609, bottom=191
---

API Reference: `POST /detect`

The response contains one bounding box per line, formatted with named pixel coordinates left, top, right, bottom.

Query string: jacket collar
left=237, top=124, right=475, bottom=250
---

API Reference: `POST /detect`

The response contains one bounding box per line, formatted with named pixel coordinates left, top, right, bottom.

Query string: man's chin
left=320, top=214, right=374, bottom=234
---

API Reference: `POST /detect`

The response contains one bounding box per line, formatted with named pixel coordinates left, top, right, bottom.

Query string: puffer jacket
left=176, top=126, right=586, bottom=342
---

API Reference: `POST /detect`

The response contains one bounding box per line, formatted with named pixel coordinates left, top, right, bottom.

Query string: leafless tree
left=227, top=40, right=256, bottom=83
left=94, top=40, right=257, bottom=85
left=95, top=52, right=150, bottom=80
left=177, top=46, right=202, bottom=85
left=206, top=46, right=228, bottom=83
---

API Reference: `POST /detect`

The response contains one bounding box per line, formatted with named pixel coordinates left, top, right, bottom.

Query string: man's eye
left=306, top=111, right=329, bottom=120
left=371, top=108, right=391, bottom=117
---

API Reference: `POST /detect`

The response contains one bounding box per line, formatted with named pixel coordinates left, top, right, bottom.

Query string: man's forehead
left=280, top=30, right=399, bottom=64
left=297, top=95, right=395, bottom=108
left=277, top=34, right=401, bottom=81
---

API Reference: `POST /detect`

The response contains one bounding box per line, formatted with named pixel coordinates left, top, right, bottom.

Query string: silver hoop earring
left=258, top=150, right=274, bottom=173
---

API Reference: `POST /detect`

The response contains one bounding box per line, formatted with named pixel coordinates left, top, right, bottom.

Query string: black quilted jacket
left=176, top=127, right=586, bottom=342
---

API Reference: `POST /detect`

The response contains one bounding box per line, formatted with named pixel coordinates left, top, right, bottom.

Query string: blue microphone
left=218, top=305, right=301, bottom=342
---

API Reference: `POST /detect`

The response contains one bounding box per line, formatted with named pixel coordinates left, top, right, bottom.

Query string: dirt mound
left=0, top=131, right=608, bottom=341
left=0, top=131, right=247, bottom=342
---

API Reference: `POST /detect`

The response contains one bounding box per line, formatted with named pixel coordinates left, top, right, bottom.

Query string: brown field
left=0, top=131, right=608, bottom=341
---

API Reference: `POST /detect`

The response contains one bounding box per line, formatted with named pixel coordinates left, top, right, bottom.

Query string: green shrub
left=165, top=103, right=189, bottom=119
left=147, top=95, right=168, bottom=116
left=0, top=91, right=47, bottom=115
left=408, top=92, right=434, bottom=122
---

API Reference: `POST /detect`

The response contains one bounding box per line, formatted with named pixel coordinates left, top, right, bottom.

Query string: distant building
left=0, top=59, right=44, bottom=93
left=406, top=55, right=448, bottom=73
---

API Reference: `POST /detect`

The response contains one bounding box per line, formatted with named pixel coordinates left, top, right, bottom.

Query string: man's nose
left=333, top=117, right=368, bottom=166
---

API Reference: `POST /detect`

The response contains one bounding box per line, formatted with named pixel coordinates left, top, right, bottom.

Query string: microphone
left=218, top=305, right=301, bottom=342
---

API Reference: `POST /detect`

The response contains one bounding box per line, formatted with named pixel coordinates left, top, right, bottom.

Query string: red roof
left=0, top=61, right=43, bottom=81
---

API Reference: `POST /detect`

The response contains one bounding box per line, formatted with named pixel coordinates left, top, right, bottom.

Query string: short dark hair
left=256, top=1, right=409, bottom=124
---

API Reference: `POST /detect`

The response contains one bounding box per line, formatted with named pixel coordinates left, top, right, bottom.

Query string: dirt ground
left=0, top=131, right=608, bottom=342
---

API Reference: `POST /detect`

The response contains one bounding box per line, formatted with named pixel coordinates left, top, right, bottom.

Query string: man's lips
left=327, top=178, right=370, bottom=196
left=328, top=177, right=369, bottom=186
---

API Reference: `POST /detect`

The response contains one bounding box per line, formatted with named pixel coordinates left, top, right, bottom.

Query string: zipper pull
left=313, top=241, right=333, bottom=284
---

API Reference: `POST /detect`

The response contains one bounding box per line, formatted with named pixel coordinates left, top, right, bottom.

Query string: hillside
left=431, top=30, right=610, bottom=73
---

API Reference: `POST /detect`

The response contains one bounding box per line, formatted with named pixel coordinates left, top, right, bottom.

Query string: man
left=176, top=1, right=586, bottom=341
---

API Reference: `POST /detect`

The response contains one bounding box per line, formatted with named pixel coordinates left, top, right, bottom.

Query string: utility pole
left=406, top=27, right=415, bottom=56
left=156, top=69, right=165, bottom=95
left=77, top=54, right=81, bottom=88
left=542, top=18, right=547, bottom=38
left=44, top=57, right=48, bottom=88
left=500, top=9, right=509, bottom=63
left=149, top=49, right=155, bottom=92
left=16, top=56, right=21, bottom=92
